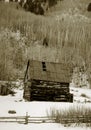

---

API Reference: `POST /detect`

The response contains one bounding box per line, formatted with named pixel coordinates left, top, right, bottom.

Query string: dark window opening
left=42, top=62, right=46, bottom=71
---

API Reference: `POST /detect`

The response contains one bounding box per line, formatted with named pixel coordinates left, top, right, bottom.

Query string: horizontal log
left=0, top=116, right=91, bottom=124
left=0, top=116, right=29, bottom=119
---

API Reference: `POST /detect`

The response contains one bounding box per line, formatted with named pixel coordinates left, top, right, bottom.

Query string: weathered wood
left=24, top=79, right=73, bottom=102
left=0, top=116, right=91, bottom=124
left=0, top=116, right=55, bottom=124
left=0, top=81, right=15, bottom=96
left=23, top=60, right=73, bottom=102
left=29, top=60, right=73, bottom=83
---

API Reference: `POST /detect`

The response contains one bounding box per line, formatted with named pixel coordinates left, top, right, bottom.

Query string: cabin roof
left=28, top=60, right=73, bottom=83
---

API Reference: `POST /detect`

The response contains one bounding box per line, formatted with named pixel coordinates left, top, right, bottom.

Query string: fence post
left=25, top=112, right=28, bottom=124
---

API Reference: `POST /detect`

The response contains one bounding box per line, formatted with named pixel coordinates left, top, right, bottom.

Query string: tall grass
left=47, top=105, right=91, bottom=126
left=0, top=1, right=91, bottom=79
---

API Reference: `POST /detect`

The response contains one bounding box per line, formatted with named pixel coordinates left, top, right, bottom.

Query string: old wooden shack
left=23, top=60, right=73, bottom=102
left=0, top=81, right=14, bottom=95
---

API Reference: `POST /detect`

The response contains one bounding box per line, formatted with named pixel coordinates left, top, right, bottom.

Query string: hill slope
left=0, top=1, right=91, bottom=81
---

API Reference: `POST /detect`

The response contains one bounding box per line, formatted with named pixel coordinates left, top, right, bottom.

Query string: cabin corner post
left=23, top=80, right=32, bottom=101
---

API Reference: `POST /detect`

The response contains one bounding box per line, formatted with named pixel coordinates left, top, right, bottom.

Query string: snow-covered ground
left=1, top=122, right=91, bottom=130
left=0, top=85, right=91, bottom=130
left=70, top=83, right=91, bottom=103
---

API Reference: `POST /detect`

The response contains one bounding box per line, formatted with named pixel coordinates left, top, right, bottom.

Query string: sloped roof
left=28, top=60, right=73, bottom=83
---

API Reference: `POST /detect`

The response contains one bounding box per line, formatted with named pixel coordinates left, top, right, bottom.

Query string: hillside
left=0, top=1, right=91, bottom=82
left=48, top=0, right=91, bottom=16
